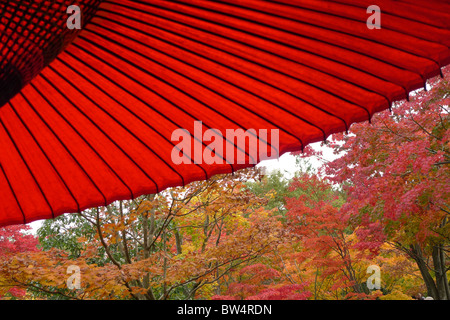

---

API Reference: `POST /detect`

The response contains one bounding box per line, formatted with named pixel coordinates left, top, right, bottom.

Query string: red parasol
left=1, top=0, right=449, bottom=227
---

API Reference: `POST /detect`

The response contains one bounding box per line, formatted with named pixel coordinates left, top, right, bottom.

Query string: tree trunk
left=432, top=245, right=449, bottom=300
left=440, top=245, right=450, bottom=300
left=411, top=244, right=439, bottom=299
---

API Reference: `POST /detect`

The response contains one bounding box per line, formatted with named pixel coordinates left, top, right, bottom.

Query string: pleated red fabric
left=1, top=0, right=449, bottom=227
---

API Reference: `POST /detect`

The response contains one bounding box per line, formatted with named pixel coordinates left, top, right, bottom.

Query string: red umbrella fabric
left=1, top=0, right=449, bottom=227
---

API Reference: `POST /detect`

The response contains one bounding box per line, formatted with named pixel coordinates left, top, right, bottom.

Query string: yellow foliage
left=180, top=243, right=196, bottom=255
left=196, top=283, right=216, bottom=299
left=379, top=289, right=413, bottom=300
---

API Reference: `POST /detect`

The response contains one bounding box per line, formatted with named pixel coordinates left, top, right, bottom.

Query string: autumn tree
left=316, top=67, right=450, bottom=299
left=284, top=173, right=380, bottom=300
left=212, top=263, right=311, bottom=300
left=247, top=156, right=319, bottom=217
left=246, top=168, right=291, bottom=216
left=0, top=225, right=39, bottom=299
left=0, top=168, right=285, bottom=300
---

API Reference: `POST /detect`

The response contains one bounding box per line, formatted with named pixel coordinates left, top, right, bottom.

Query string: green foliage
left=37, top=212, right=95, bottom=259
left=246, top=169, right=291, bottom=215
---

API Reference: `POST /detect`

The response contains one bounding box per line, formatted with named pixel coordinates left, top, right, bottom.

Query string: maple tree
left=284, top=173, right=381, bottom=300
left=306, top=67, right=450, bottom=300
left=213, top=168, right=368, bottom=300
left=212, top=263, right=311, bottom=300
left=0, top=168, right=286, bottom=300
left=372, top=243, right=424, bottom=299
left=0, top=225, right=39, bottom=298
